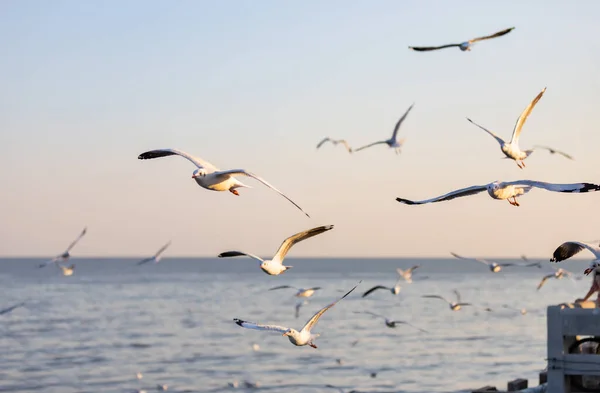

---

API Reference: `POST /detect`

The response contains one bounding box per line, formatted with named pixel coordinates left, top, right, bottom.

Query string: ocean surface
left=0, top=257, right=593, bottom=393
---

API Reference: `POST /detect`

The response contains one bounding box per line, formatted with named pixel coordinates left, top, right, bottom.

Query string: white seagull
left=396, top=265, right=420, bottom=283
left=450, top=252, right=515, bottom=273
left=58, top=263, right=75, bottom=277
left=353, top=104, right=414, bottom=154
left=316, top=138, right=353, bottom=153
left=533, top=145, right=574, bottom=161
left=137, top=241, right=172, bottom=266
left=550, top=240, right=600, bottom=276
left=467, top=88, right=547, bottom=169
left=137, top=148, right=309, bottom=217
left=356, top=311, right=428, bottom=332
left=396, top=180, right=600, bottom=207
left=537, top=267, right=572, bottom=291
left=269, top=285, right=322, bottom=298
left=409, top=27, right=515, bottom=52
left=422, top=290, right=471, bottom=311
left=39, top=227, right=87, bottom=268
left=233, top=282, right=360, bottom=349
left=362, top=279, right=402, bottom=298
left=218, top=225, right=334, bottom=275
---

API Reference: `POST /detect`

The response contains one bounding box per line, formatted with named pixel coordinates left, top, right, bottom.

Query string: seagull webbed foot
left=230, top=189, right=240, bottom=196
left=308, top=343, right=317, bottom=349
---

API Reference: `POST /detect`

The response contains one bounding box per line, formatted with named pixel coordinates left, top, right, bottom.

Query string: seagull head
left=282, top=328, right=297, bottom=337
left=191, top=168, right=207, bottom=178
left=584, top=261, right=600, bottom=276
left=459, top=42, right=471, bottom=51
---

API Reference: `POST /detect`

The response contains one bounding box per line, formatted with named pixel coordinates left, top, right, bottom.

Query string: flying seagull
left=537, top=267, right=572, bottom=290
left=269, top=285, right=322, bottom=298
left=39, top=227, right=87, bottom=268
left=353, top=104, right=414, bottom=155
left=0, top=302, right=26, bottom=316
left=550, top=240, right=600, bottom=275
left=137, top=241, right=172, bottom=266
left=450, top=252, right=515, bottom=273
left=233, top=282, right=360, bottom=349
left=396, top=180, right=600, bottom=207
left=362, top=277, right=402, bottom=298
left=356, top=311, right=428, bottom=332
left=137, top=148, right=309, bottom=217
left=533, top=145, right=574, bottom=160
left=502, top=304, right=527, bottom=315
left=467, top=87, right=546, bottom=169
left=519, top=255, right=543, bottom=269
left=409, top=27, right=515, bottom=52
left=396, top=265, right=420, bottom=283
left=422, top=290, right=471, bottom=311
left=218, top=225, right=334, bottom=275
left=316, top=138, right=353, bottom=153
left=58, top=263, right=75, bottom=277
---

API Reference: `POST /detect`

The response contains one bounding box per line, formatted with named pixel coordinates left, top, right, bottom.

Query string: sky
left=1, top=0, right=600, bottom=258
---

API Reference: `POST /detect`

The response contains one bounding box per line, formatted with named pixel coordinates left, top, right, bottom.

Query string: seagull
left=137, top=148, right=309, bottom=217
left=467, top=87, right=546, bottom=169
left=316, top=138, right=353, bottom=153
left=0, top=302, right=25, bottom=316
left=218, top=225, right=334, bottom=275
left=353, top=104, right=414, bottom=154
left=135, top=372, right=143, bottom=380
left=502, top=304, right=527, bottom=315
left=550, top=241, right=600, bottom=275
left=450, top=252, right=515, bottom=273
left=396, top=180, right=600, bottom=207
left=356, top=311, right=428, bottom=332
left=519, top=255, right=543, bottom=268
left=137, top=241, right=172, bottom=266
left=39, top=227, right=87, bottom=268
left=58, top=263, right=75, bottom=277
left=422, top=290, right=471, bottom=311
left=233, top=282, right=359, bottom=349
left=362, top=278, right=402, bottom=298
left=533, top=145, right=574, bottom=160
left=409, top=27, right=515, bottom=52
left=537, top=267, right=572, bottom=290
left=295, top=299, right=309, bottom=318
left=157, top=384, right=168, bottom=391
left=396, top=265, right=420, bottom=283
left=269, top=285, right=322, bottom=298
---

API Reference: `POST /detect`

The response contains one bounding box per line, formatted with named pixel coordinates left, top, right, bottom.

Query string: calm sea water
left=0, top=257, right=592, bottom=393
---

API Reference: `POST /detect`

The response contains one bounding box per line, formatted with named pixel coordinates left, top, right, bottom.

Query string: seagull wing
left=137, top=148, right=218, bottom=171
left=353, top=140, right=388, bottom=152
left=136, top=257, right=155, bottom=266
left=550, top=241, right=600, bottom=262
left=406, top=265, right=420, bottom=274
left=316, top=138, right=331, bottom=149
left=389, top=320, right=429, bottom=333
left=64, top=227, right=87, bottom=253
left=153, top=241, right=172, bottom=258
left=408, top=43, right=461, bottom=51
left=0, top=302, right=25, bottom=315
left=466, top=118, right=506, bottom=146
left=450, top=252, right=490, bottom=266
left=272, top=225, right=334, bottom=263
left=233, top=318, right=289, bottom=334
left=453, top=289, right=462, bottom=304
left=214, top=169, right=310, bottom=217
left=357, top=311, right=386, bottom=320
left=499, top=263, right=516, bottom=267
left=533, top=145, right=574, bottom=160
left=537, top=274, right=555, bottom=290
left=362, top=286, right=390, bottom=298
left=501, top=180, right=600, bottom=194
left=391, top=103, right=415, bottom=141
left=39, top=257, right=59, bottom=268
left=339, top=140, right=353, bottom=153
left=300, top=282, right=359, bottom=333
left=469, top=27, right=515, bottom=43
left=509, top=87, right=546, bottom=146
left=422, top=295, right=450, bottom=304
left=268, top=285, right=296, bottom=291
left=396, top=184, right=488, bottom=205
left=218, top=251, right=265, bottom=264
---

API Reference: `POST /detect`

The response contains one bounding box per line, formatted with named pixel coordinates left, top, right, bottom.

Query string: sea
left=0, top=257, right=593, bottom=393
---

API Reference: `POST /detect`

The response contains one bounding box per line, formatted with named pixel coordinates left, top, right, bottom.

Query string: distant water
left=0, top=257, right=592, bottom=393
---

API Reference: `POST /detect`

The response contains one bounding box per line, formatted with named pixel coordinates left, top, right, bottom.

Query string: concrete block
left=507, top=378, right=528, bottom=391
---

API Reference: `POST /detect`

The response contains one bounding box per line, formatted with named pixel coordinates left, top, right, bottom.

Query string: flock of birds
left=4, top=24, right=600, bottom=393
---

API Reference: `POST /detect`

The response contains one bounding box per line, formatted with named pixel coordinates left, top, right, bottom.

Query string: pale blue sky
left=2, top=1, right=600, bottom=258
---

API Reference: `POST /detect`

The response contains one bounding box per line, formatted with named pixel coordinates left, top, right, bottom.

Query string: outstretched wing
left=137, top=148, right=217, bottom=171
left=316, top=137, right=331, bottom=149
left=362, top=285, right=389, bottom=298
left=353, top=140, right=388, bottom=152
left=218, top=251, right=264, bottom=263
left=389, top=320, right=429, bottom=333
left=422, top=294, right=450, bottom=304
left=408, top=44, right=461, bottom=52
left=338, top=140, right=353, bottom=153
left=467, top=118, right=506, bottom=146
left=64, top=227, right=87, bottom=253
left=273, top=225, right=334, bottom=263
left=136, top=257, right=154, bottom=266
left=537, top=274, right=555, bottom=290
left=550, top=241, right=600, bottom=262
left=391, top=103, right=415, bottom=141
left=450, top=252, right=490, bottom=266
left=154, top=241, right=172, bottom=258
left=269, top=285, right=296, bottom=291
left=39, top=257, right=59, bottom=268
left=469, top=27, right=515, bottom=43
left=405, top=265, right=420, bottom=274
left=301, top=282, right=359, bottom=333
left=502, top=180, right=600, bottom=194
left=0, top=302, right=25, bottom=315
left=532, top=145, right=574, bottom=160
left=509, top=87, right=546, bottom=146
left=396, top=184, right=487, bottom=205
left=214, top=169, right=310, bottom=218
left=356, top=310, right=386, bottom=320
left=233, top=318, right=289, bottom=334
left=453, top=289, right=462, bottom=304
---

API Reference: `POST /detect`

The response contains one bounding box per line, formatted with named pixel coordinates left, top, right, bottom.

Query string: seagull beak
left=282, top=332, right=287, bottom=336
left=584, top=268, right=592, bottom=276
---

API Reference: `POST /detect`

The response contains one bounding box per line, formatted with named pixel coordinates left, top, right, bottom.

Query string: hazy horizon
left=2, top=0, right=600, bottom=258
